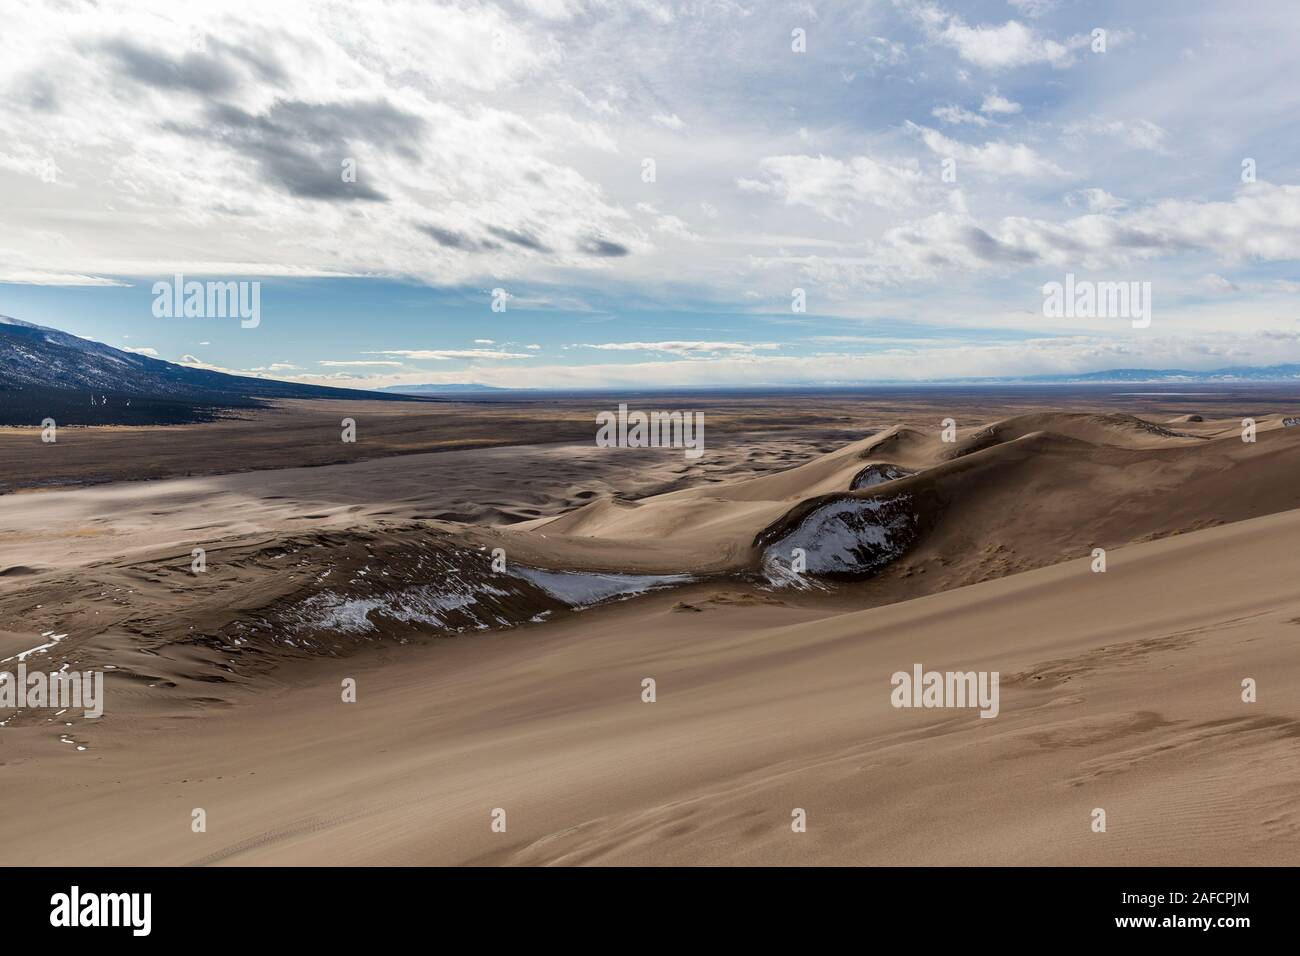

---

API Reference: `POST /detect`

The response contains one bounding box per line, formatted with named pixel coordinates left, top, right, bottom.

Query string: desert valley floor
left=2, top=387, right=1299, bottom=865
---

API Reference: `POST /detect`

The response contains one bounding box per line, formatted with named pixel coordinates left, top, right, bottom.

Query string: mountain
left=0, top=316, right=420, bottom=425
left=909, top=365, right=1300, bottom=385
left=1034, top=365, right=1300, bottom=383
left=799, top=366, right=1300, bottom=387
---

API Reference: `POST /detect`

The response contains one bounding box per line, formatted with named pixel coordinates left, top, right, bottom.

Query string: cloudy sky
left=4, top=0, right=1300, bottom=388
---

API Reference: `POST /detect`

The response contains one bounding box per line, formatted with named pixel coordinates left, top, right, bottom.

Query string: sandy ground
left=3, top=508, right=1298, bottom=865
left=3, top=393, right=1300, bottom=865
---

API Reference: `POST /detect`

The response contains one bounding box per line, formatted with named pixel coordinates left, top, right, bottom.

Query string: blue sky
left=4, top=0, right=1300, bottom=387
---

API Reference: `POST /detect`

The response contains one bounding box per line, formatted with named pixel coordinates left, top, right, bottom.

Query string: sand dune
left=3, top=407, right=1300, bottom=866
left=5, top=410, right=1300, bottom=696
left=3, top=501, right=1297, bottom=865
left=497, top=411, right=1300, bottom=585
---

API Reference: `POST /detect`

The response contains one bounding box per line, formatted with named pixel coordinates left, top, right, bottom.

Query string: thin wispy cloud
left=319, top=360, right=404, bottom=367
left=578, top=341, right=781, bottom=356
left=367, top=349, right=536, bottom=361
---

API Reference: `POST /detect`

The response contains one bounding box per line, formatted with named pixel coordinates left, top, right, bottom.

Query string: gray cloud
left=211, top=99, right=422, bottom=159
left=217, top=39, right=289, bottom=86
left=578, top=236, right=630, bottom=257
left=20, top=73, right=58, bottom=112
left=418, top=224, right=478, bottom=250
left=167, top=98, right=424, bottom=202
left=417, top=224, right=511, bottom=252
left=102, top=39, right=243, bottom=95
left=965, top=226, right=1038, bottom=264
left=100, top=35, right=287, bottom=96
left=1109, top=226, right=1199, bottom=253
left=486, top=224, right=550, bottom=252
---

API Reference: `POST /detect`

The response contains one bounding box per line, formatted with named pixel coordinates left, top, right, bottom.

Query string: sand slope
left=3, top=503, right=1298, bottom=865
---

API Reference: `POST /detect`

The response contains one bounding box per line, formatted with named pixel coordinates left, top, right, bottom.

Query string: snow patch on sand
left=764, top=495, right=917, bottom=583
left=513, top=568, right=693, bottom=607
left=1, top=631, right=70, bottom=666
left=293, top=587, right=485, bottom=634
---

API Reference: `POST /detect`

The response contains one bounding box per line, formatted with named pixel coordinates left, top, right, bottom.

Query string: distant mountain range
left=953, top=365, right=1300, bottom=385
left=0, top=316, right=421, bottom=425
left=378, top=366, right=1300, bottom=390
left=380, top=367, right=1300, bottom=393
